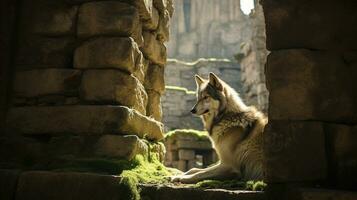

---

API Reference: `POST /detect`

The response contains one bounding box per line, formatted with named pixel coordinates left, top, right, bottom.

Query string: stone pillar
left=1, top=0, right=173, bottom=172
left=263, top=0, right=357, bottom=198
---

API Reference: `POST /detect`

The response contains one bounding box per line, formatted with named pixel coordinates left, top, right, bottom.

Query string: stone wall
left=0, top=0, right=171, bottom=172
left=162, top=59, right=242, bottom=131
left=262, top=0, right=357, bottom=198
left=238, top=3, right=269, bottom=114
left=167, top=0, right=250, bottom=60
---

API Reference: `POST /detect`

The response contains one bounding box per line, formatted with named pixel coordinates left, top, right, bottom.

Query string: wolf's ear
left=195, top=74, right=204, bottom=87
left=209, top=72, right=223, bottom=91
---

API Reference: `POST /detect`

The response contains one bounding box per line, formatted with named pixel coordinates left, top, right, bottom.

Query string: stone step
left=139, top=184, right=266, bottom=200
left=0, top=170, right=132, bottom=200
left=299, top=188, right=357, bottom=200
left=6, top=105, right=164, bottom=141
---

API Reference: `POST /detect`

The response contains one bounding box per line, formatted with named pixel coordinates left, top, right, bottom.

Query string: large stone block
left=6, top=106, right=164, bottom=141
left=262, top=0, right=357, bottom=50
left=142, top=7, right=159, bottom=31
left=19, top=0, right=77, bottom=36
left=299, top=188, right=357, bottom=200
left=95, top=135, right=148, bottom=160
left=0, top=170, right=20, bottom=200
left=16, top=37, right=75, bottom=68
left=74, top=37, right=142, bottom=73
left=266, top=49, right=357, bottom=124
left=77, top=1, right=143, bottom=46
left=141, top=31, right=167, bottom=66
left=14, top=69, right=81, bottom=97
left=144, top=65, right=165, bottom=94
left=146, top=90, right=162, bottom=121
left=264, top=120, right=327, bottom=182
left=80, top=70, right=147, bottom=114
left=157, top=10, right=170, bottom=42
left=16, top=171, right=131, bottom=200
left=325, top=124, right=357, bottom=189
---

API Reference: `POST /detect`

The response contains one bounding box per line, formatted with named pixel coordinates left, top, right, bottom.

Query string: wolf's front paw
left=170, top=175, right=182, bottom=182
left=170, top=175, right=196, bottom=184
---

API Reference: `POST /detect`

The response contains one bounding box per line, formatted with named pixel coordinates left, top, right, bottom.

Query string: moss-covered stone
left=165, top=129, right=209, bottom=141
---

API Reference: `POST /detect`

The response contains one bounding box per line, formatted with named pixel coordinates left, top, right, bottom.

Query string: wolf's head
left=191, top=72, right=247, bottom=116
left=190, top=72, right=225, bottom=116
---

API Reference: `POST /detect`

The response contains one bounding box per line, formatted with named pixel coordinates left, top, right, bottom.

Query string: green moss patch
left=165, top=129, right=209, bottom=141
left=195, top=179, right=267, bottom=191
left=165, top=85, right=196, bottom=94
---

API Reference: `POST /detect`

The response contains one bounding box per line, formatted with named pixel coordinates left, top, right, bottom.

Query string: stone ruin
left=164, top=130, right=218, bottom=172
left=1, top=0, right=357, bottom=199
left=0, top=0, right=172, bottom=198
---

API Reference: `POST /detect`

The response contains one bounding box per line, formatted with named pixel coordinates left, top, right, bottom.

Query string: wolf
left=171, top=72, right=267, bottom=184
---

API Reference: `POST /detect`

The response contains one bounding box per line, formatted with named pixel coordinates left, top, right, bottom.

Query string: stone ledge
left=139, top=184, right=266, bottom=200
left=6, top=105, right=164, bottom=141
left=14, top=69, right=82, bottom=98
left=15, top=171, right=131, bottom=200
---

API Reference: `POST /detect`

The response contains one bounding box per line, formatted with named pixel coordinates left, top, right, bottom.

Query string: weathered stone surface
left=6, top=106, right=164, bottom=141
left=16, top=171, right=131, bottom=200
left=299, top=188, right=357, bottom=200
left=176, top=140, right=212, bottom=150
left=95, top=135, right=148, bottom=160
left=146, top=90, right=162, bottom=121
left=178, top=149, right=195, bottom=160
left=266, top=49, right=357, bottom=124
left=143, top=7, right=159, bottom=31
left=14, top=69, right=81, bottom=97
left=74, top=37, right=142, bottom=73
left=325, top=124, right=357, bottom=189
left=16, top=37, right=75, bottom=68
left=153, top=0, right=167, bottom=13
left=141, top=31, right=167, bottom=66
left=264, top=120, right=327, bottom=182
left=127, top=0, right=153, bottom=20
left=262, top=0, right=357, bottom=50
left=167, top=0, right=174, bottom=17
left=144, top=65, right=165, bottom=94
left=20, top=0, right=77, bottom=36
left=77, top=1, right=143, bottom=46
left=157, top=10, right=170, bottom=42
left=0, top=170, right=20, bottom=200
left=140, top=184, right=266, bottom=200
left=134, top=56, right=149, bottom=84
left=80, top=70, right=148, bottom=114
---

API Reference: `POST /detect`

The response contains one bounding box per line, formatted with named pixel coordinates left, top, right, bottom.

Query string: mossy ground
left=165, top=129, right=209, bottom=141
left=195, top=179, right=267, bottom=191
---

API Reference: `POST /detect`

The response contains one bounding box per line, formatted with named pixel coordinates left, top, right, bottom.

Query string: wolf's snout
left=190, top=107, right=197, bottom=114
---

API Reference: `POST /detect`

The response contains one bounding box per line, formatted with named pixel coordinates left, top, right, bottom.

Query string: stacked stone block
left=2, top=0, right=172, bottom=172
left=164, top=131, right=218, bottom=172
left=262, top=0, right=357, bottom=197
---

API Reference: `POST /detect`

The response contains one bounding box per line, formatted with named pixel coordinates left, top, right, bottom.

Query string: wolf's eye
left=203, top=96, right=209, bottom=100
